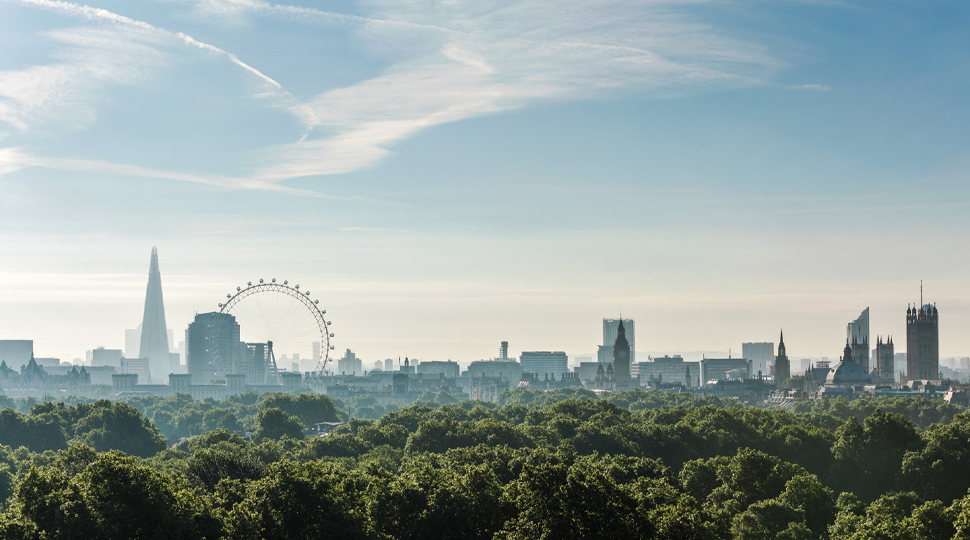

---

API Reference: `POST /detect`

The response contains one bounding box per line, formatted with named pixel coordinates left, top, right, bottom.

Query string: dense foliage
left=0, top=389, right=969, bottom=539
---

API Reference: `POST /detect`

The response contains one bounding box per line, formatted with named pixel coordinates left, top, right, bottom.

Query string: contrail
left=10, top=0, right=283, bottom=89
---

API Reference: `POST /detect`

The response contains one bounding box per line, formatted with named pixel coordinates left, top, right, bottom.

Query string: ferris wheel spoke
left=218, top=282, right=331, bottom=370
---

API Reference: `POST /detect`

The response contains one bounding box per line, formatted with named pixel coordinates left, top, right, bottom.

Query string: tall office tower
left=0, top=340, right=33, bottom=371
left=125, top=325, right=141, bottom=359
left=312, top=342, right=321, bottom=367
left=907, top=301, right=939, bottom=381
left=384, top=358, right=394, bottom=372
left=138, top=247, right=171, bottom=383
left=500, top=341, right=509, bottom=360
left=602, top=318, right=634, bottom=363
left=875, top=336, right=895, bottom=379
left=613, top=320, right=631, bottom=383
left=847, top=307, right=870, bottom=372
left=338, top=349, right=360, bottom=375
left=742, top=342, right=774, bottom=376
left=90, top=347, right=123, bottom=367
left=186, top=312, right=241, bottom=384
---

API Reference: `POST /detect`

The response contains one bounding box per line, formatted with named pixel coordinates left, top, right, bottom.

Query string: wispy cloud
left=787, top=83, right=832, bottom=91
left=240, top=0, right=781, bottom=183
left=0, top=0, right=315, bottom=139
left=338, top=227, right=408, bottom=233
left=2, top=0, right=787, bottom=193
left=0, top=24, right=166, bottom=138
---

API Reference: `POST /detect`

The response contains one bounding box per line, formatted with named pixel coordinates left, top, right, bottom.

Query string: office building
left=125, top=326, right=141, bottom=360
left=121, top=357, right=150, bottom=381
left=637, top=355, right=700, bottom=387
left=416, top=360, right=460, bottom=379
left=186, top=312, right=241, bottom=384
left=0, top=340, right=33, bottom=371
left=742, top=342, right=774, bottom=377
left=907, top=302, right=939, bottom=381
left=520, top=351, right=568, bottom=378
left=384, top=358, right=394, bottom=372
left=138, top=247, right=171, bottom=383
left=337, top=349, right=362, bottom=375
left=702, top=357, right=750, bottom=384
left=500, top=341, right=509, bottom=360
left=90, top=347, right=123, bottom=367
left=847, top=308, right=870, bottom=372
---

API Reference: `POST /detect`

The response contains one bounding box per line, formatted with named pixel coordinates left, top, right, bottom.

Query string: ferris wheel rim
left=217, top=280, right=332, bottom=372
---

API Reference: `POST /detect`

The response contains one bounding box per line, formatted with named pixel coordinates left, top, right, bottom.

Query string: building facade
left=186, top=312, right=241, bottom=384
left=468, top=360, right=521, bottom=383
left=416, top=360, right=460, bottom=379
left=90, top=347, right=123, bottom=367
left=907, top=303, right=939, bottom=381
left=875, top=336, right=895, bottom=379
left=0, top=340, right=33, bottom=371
left=742, top=342, right=774, bottom=377
left=701, top=357, right=750, bottom=384
left=637, top=355, right=701, bottom=388
left=520, top=351, right=568, bottom=379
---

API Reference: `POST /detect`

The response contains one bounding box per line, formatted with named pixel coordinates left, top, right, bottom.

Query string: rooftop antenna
left=921, top=280, right=923, bottom=307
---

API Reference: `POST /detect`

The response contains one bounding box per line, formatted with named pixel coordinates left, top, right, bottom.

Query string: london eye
left=218, top=278, right=334, bottom=373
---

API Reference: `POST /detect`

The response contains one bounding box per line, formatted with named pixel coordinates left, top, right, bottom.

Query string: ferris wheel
left=218, top=278, right=334, bottom=373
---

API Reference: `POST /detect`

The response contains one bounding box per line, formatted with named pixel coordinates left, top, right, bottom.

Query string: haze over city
left=2, top=0, right=970, bottom=364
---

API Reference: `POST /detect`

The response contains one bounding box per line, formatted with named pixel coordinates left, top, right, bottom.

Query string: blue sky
left=1, top=0, right=969, bottom=365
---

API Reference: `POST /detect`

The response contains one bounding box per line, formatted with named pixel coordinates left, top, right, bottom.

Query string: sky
left=1, top=0, right=969, bottom=367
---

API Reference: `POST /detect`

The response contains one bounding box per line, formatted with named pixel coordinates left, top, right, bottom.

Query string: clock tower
left=613, top=319, right=631, bottom=383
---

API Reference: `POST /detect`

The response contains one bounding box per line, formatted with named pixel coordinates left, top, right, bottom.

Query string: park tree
left=222, top=460, right=373, bottom=540
left=73, top=401, right=167, bottom=457
left=251, top=408, right=306, bottom=443
left=14, top=452, right=219, bottom=539
left=370, top=462, right=511, bottom=540
left=260, top=394, right=340, bottom=426
left=900, top=411, right=970, bottom=502
left=828, top=410, right=922, bottom=502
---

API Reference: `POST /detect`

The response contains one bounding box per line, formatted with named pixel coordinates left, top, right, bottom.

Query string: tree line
left=0, top=389, right=969, bottom=538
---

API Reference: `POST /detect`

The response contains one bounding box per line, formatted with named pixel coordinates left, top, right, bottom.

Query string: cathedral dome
left=825, top=359, right=870, bottom=386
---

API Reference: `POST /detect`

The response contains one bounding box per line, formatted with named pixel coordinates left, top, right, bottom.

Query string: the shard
left=138, top=247, right=170, bottom=383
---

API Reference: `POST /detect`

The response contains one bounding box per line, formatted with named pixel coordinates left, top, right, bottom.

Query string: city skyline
left=0, top=246, right=960, bottom=367
left=2, top=1, right=970, bottom=363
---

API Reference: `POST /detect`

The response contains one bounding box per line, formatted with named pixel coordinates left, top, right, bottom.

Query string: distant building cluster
left=0, top=250, right=963, bottom=406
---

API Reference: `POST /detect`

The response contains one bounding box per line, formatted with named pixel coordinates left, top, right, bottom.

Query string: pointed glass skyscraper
left=138, top=247, right=170, bottom=383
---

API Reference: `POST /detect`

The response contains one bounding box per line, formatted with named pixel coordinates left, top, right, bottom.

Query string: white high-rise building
left=742, top=342, right=774, bottom=376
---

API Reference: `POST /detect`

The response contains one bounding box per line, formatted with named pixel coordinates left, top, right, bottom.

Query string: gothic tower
left=138, top=247, right=170, bottom=383
left=775, top=329, right=790, bottom=383
left=876, top=335, right=895, bottom=379
left=907, top=300, right=939, bottom=381
left=613, top=319, right=631, bottom=383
